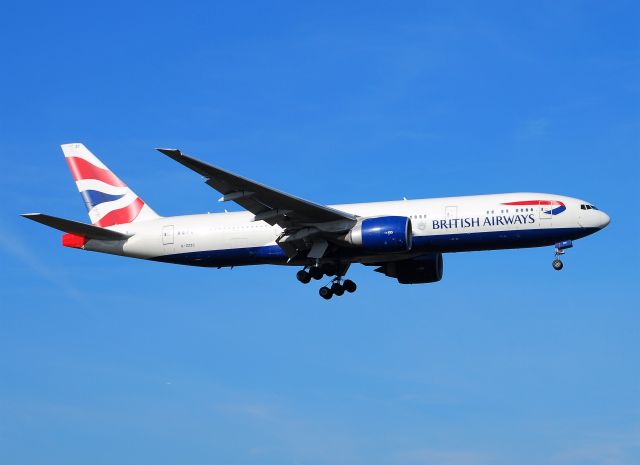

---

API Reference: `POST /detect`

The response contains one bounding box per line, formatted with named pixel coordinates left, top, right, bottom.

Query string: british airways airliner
left=23, top=144, right=610, bottom=299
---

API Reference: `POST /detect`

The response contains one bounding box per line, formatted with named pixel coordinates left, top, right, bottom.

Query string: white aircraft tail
left=61, top=143, right=159, bottom=227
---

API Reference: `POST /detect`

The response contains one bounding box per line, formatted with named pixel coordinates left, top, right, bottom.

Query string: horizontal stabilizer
left=21, top=213, right=131, bottom=241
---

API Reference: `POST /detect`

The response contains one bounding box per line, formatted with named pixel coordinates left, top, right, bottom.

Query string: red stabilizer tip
left=62, top=233, right=87, bottom=248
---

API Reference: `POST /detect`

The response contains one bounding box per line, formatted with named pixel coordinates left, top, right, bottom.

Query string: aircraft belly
left=412, top=227, right=598, bottom=253
left=150, top=244, right=287, bottom=267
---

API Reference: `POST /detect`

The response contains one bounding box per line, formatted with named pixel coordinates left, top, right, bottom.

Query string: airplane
left=22, top=143, right=610, bottom=299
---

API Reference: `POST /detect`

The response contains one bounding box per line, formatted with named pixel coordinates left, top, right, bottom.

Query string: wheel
left=319, top=286, right=333, bottom=300
left=322, top=263, right=338, bottom=277
left=296, top=270, right=311, bottom=284
left=552, top=259, right=564, bottom=271
left=343, top=279, right=357, bottom=293
left=310, top=266, right=324, bottom=280
left=331, top=282, right=344, bottom=296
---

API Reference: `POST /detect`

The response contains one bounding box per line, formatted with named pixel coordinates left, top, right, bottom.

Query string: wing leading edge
left=157, top=148, right=357, bottom=228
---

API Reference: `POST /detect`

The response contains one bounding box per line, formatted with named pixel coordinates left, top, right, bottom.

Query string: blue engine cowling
left=375, top=253, right=444, bottom=284
left=348, top=216, right=412, bottom=253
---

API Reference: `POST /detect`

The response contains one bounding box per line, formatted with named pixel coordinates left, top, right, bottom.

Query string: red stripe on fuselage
left=95, top=197, right=144, bottom=227
left=502, top=200, right=565, bottom=206
left=66, top=157, right=126, bottom=187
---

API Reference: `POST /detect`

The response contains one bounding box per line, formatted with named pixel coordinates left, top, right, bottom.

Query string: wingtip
left=156, top=148, right=181, bottom=156
left=21, top=213, right=40, bottom=218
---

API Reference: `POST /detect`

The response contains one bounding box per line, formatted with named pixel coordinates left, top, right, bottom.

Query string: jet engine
left=344, top=216, right=412, bottom=253
left=375, top=253, right=443, bottom=284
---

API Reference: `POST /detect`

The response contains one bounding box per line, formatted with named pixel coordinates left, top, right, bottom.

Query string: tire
left=310, top=267, right=324, bottom=280
left=331, top=282, right=344, bottom=296
left=296, top=270, right=311, bottom=284
left=322, top=263, right=337, bottom=277
left=319, top=286, right=333, bottom=300
left=343, top=279, right=357, bottom=293
left=552, top=259, right=564, bottom=271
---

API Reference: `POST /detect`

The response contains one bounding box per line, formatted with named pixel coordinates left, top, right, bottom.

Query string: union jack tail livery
left=61, top=143, right=159, bottom=227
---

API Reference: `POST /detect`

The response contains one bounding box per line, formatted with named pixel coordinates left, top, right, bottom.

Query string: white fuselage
left=81, top=192, right=610, bottom=268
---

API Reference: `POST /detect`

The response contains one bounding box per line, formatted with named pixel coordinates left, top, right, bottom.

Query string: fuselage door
left=162, top=225, right=174, bottom=245
left=539, top=201, right=552, bottom=226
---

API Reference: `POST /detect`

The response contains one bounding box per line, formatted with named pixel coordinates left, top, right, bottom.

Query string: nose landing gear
left=552, top=258, right=564, bottom=271
left=552, top=240, right=572, bottom=271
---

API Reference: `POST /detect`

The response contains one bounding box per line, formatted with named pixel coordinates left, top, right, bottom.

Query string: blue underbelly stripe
left=150, top=227, right=598, bottom=267
left=151, top=244, right=286, bottom=267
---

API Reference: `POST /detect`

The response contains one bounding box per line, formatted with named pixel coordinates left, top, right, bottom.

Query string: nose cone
left=597, top=211, right=611, bottom=229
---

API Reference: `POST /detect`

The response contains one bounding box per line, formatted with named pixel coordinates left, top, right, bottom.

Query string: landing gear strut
left=552, top=240, right=572, bottom=271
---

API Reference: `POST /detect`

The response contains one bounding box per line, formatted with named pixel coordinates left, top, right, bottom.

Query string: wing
left=157, top=148, right=356, bottom=229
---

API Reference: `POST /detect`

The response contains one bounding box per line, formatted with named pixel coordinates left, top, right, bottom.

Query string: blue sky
left=1, top=1, right=639, bottom=464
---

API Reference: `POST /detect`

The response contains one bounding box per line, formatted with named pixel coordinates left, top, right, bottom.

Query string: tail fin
left=61, top=143, right=159, bottom=227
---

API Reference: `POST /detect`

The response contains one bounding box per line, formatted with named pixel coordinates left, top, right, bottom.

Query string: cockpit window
left=591, top=205, right=598, bottom=210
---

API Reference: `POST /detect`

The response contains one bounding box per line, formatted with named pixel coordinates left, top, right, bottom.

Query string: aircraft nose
left=598, top=211, right=611, bottom=229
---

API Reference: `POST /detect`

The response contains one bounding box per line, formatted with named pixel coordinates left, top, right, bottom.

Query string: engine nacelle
left=375, top=253, right=444, bottom=284
left=346, top=216, right=412, bottom=253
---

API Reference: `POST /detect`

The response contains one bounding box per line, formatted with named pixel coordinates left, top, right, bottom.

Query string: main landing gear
left=295, top=267, right=324, bottom=283
left=319, top=278, right=357, bottom=300
left=552, top=240, right=573, bottom=271
left=296, top=264, right=357, bottom=299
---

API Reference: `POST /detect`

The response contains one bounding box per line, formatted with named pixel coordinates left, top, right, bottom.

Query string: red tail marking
left=95, top=197, right=145, bottom=227
left=66, top=156, right=126, bottom=187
